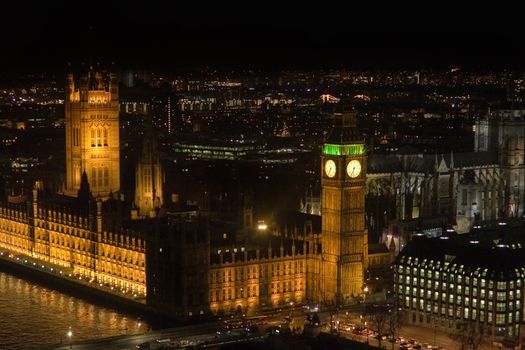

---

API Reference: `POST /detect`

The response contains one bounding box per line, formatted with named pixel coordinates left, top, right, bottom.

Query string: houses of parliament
left=0, top=67, right=390, bottom=318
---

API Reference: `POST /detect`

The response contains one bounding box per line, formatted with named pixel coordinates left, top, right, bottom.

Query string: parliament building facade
left=0, top=69, right=387, bottom=318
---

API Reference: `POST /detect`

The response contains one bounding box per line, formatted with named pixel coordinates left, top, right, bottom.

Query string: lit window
left=496, top=313, right=505, bottom=325
left=96, top=128, right=102, bottom=146
left=92, top=168, right=97, bottom=188
left=497, top=303, right=506, bottom=312
left=103, top=128, right=108, bottom=146
left=103, top=168, right=109, bottom=186
left=98, top=168, right=103, bottom=187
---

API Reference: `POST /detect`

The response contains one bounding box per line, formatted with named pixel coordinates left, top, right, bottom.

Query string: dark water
left=0, top=271, right=151, bottom=350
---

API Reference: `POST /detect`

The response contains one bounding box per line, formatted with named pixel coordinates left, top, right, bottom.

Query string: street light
left=362, top=285, right=369, bottom=306
left=257, top=220, right=268, bottom=231
left=67, top=328, right=73, bottom=349
left=364, top=321, right=369, bottom=344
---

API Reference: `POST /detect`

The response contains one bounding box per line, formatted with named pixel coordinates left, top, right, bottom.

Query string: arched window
left=144, top=167, right=152, bottom=192
left=96, top=128, right=102, bottom=146
left=91, top=128, right=96, bottom=147
left=98, top=168, right=103, bottom=187
left=103, top=128, right=108, bottom=146
left=103, top=167, right=109, bottom=186
left=91, top=168, right=97, bottom=188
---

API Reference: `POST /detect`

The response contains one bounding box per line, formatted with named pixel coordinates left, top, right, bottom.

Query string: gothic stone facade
left=0, top=188, right=146, bottom=297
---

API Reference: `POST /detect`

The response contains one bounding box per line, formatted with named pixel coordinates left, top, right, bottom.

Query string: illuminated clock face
left=325, top=160, right=336, bottom=178
left=347, top=159, right=362, bottom=178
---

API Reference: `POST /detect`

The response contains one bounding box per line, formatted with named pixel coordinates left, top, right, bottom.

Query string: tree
left=367, top=304, right=390, bottom=348
left=386, top=302, right=404, bottom=350
left=311, top=312, right=320, bottom=326
left=449, top=322, right=486, bottom=350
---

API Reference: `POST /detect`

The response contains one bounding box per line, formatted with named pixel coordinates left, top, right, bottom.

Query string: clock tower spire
left=321, top=111, right=368, bottom=305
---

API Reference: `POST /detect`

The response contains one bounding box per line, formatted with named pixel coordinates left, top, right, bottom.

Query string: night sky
left=1, top=2, right=524, bottom=73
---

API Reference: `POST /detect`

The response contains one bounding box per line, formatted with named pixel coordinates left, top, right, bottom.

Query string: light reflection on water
left=0, top=271, right=150, bottom=350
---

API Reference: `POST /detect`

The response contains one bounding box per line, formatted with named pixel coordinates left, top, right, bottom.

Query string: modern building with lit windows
left=394, top=230, right=525, bottom=345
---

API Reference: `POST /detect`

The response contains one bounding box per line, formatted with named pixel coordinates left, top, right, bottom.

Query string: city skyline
left=3, top=6, right=525, bottom=348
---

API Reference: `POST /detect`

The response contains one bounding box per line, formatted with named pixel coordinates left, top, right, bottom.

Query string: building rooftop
left=396, top=222, right=525, bottom=281
left=368, top=243, right=390, bottom=255
left=368, top=150, right=497, bottom=174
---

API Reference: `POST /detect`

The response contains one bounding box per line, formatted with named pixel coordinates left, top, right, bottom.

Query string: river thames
left=0, top=271, right=151, bottom=350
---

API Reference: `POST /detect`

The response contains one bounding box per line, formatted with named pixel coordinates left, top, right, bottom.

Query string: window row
left=91, top=167, right=109, bottom=188
left=396, top=283, right=519, bottom=301
left=397, top=271, right=518, bottom=290
left=272, top=280, right=302, bottom=294
left=90, top=127, right=109, bottom=147
left=403, top=297, right=521, bottom=325
left=210, top=286, right=258, bottom=302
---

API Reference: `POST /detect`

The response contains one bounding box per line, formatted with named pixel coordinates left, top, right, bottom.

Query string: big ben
left=321, top=112, right=368, bottom=304
left=65, top=66, right=120, bottom=199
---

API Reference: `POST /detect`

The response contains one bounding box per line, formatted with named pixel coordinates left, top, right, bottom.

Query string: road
left=47, top=310, right=292, bottom=350
left=49, top=322, right=221, bottom=350
left=330, top=306, right=510, bottom=350
left=46, top=305, right=363, bottom=350
left=47, top=303, right=509, bottom=350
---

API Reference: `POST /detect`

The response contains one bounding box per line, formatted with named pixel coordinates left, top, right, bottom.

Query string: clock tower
left=321, top=112, right=368, bottom=305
